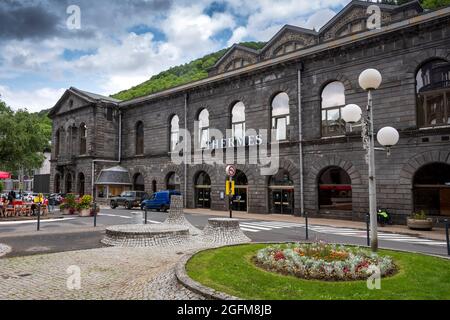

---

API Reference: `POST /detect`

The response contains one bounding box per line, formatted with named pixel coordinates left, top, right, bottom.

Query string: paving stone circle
left=101, top=224, right=192, bottom=247
left=164, top=195, right=201, bottom=235
left=200, top=218, right=251, bottom=244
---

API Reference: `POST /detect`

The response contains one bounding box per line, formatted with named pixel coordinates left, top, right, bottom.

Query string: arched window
left=318, top=166, right=352, bottom=211
left=271, top=92, right=290, bottom=141
left=78, top=173, right=85, bottom=195
left=79, top=123, right=87, bottom=155
left=413, top=163, right=450, bottom=215
left=321, top=81, right=346, bottom=137
left=170, top=115, right=180, bottom=152
left=198, top=109, right=209, bottom=149
left=231, top=102, right=246, bottom=141
left=416, top=59, right=450, bottom=127
left=135, top=121, right=144, bottom=155
left=166, top=172, right=180, bottom=191
left=133, top=173, right=145, bottom=191
left=55, top=129, right=61, bottom=158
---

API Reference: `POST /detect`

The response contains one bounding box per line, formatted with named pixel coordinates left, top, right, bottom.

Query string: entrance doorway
left=195, top=172, right=211, bottom=209
left=230, top=170, right=248, bottom=212
left=166, top=172, right=181, bottom=192
left=133, top=173, right=145, bottom=191
left=66, top=174, right=73, bottom=194
left=413, top=163, right=450, bottom=216
left=78, top=173, right=85, bottom=196
left=269, top=170, right=294, bottom=214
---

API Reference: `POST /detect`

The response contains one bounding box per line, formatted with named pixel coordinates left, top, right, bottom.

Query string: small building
left=95, top=166, right=132, bottom=200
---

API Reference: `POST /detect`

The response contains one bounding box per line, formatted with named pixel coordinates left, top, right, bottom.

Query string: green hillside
left=111, top=41, right=266, bottom=101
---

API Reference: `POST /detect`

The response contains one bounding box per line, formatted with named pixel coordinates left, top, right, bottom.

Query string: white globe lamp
left=359, top=68, right=382, bottom=91
left=342, top=104, right=362, bottom=124
left=377, top=126, right=399, bottom=147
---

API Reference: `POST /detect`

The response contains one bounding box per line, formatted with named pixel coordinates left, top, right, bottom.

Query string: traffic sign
left=226, top=165, right=236, bottom=177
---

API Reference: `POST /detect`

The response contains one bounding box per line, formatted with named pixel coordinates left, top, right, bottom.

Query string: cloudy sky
left=0, top=0, right=353, bottom=112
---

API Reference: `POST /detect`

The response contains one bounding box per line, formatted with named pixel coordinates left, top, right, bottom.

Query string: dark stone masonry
left=49, top=1, right=450, bottom=224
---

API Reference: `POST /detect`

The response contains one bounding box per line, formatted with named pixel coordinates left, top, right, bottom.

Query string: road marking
left=98, top=213, right=132, bottom=219
left=0, top=218, right=76, bottom=225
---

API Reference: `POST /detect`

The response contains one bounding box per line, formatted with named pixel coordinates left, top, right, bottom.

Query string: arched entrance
left=413, top=163, right=450, bottom=216
left=65, top=174, right=73, bottom=194
left=166, top=172, right=180, bottom=192
left=54, top=174, right=61, bottom=193
left=195, top=171, right=211, bottom=209
left=133, top=173, right=145, bottom=191
left=230, top=170, right=248, bottom=212
left=269, top=169, right=294, bottom=215
left=78, top=173, right=85, bottom=196
left=318, top=166, right=352, bottom=212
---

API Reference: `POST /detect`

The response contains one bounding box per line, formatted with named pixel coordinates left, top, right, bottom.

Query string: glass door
left=196, top=188, right=211, bottom=209
left=232, top=187, right=247, bottom=212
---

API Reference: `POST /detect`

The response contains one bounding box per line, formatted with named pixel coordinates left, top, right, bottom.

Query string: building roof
left=48, top=87, right=121, bottom=117
left=95, top=166, right=132, bottom=185
left=118, top=5, right=449, bottom=107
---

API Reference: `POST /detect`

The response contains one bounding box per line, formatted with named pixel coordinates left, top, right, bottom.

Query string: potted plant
left=64, top=194, right=77, bottom=215
left=59, top=203, right=70, bottom=215
left=77, top=195, right=93, bottom=217
left=407, top=210, right=433, bottom=231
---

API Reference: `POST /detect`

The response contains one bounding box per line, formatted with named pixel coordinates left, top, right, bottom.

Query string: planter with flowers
left=254, top=242, right=397, bottom=281
left=60, top=194, right=77, bottom=215
left=77, top=195, right=93, bottom=217
left=407, top=210, right=433, bottom=231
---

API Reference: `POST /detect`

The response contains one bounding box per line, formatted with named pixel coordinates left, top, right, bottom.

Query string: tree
left=0, top=97, right=50, bottom=174
left=422, top=0, right=450, bottom=9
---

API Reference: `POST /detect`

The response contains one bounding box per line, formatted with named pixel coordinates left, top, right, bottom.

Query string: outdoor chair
left=5, top=206, right=15, bottom=217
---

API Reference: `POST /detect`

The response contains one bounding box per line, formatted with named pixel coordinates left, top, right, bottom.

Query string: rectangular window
left=426, top=94, right=445, bottom=126
left=447, top=92, right=450, bottom=124
left=171, top=132, right=179, bottom=151
left=200, top=128, right=209, bottom=149
left=322, top=107, right=345, bottom=137
left=232, top=123, right=245, bottom=141
left=276, top=117, right=287, bottom=141
left=106, top=108, right=113, bottom=121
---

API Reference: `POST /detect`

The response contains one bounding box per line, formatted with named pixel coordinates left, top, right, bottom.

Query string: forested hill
left=111, top=41, right=266, bottom=101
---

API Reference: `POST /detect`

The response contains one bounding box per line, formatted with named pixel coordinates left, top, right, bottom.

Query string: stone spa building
left=49, top=1, right=450, bottom=223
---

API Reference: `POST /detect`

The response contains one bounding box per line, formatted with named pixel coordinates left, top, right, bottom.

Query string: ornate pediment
left=49, top=87, right=120, bottom=118
left=260, top=25, right=317, bottom=60
left=208, top=44, right=259, bottom=76
left=320, top=0, right=423, bottom=42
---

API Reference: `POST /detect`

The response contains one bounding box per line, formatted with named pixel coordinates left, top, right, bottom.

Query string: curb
left=175, top=248, right=241, bottom=301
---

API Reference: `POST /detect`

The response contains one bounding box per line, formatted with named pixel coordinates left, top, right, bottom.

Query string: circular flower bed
left=254, top=242, right=397, bottom=281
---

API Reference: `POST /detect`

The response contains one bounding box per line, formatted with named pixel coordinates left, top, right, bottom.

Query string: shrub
left=76, top=195, right=93, bottom=211
left=411, top=210, right=428, bottom=220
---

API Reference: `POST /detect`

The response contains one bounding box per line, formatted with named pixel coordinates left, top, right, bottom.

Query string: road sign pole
left=229, top=176, right=233, bottom=219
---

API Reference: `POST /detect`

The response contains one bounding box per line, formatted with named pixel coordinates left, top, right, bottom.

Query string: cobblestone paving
left=0, top=244, right=209, bottom=300
left=0, top=244, right=11, bottom=257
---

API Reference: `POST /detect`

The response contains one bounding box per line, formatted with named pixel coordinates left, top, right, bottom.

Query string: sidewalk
left=184, top=209, right=448, bottom=241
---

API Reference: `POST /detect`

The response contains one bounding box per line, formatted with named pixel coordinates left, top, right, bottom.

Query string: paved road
left=0, top=208, right=448, bottom=258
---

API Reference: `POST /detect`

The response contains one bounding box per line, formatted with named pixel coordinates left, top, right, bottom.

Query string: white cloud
left=0, top=85, right=66, bottom=112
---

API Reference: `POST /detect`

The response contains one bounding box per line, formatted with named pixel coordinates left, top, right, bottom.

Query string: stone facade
left=49, top=2, right=450, bottom=223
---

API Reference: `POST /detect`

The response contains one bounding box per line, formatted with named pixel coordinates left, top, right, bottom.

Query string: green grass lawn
left=186, top=244, right=450, bottom=300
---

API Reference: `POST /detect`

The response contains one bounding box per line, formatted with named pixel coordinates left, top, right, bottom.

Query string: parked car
left=110, top=191, right=150, bottom=210
left=23, top=192, right=37, bottom=202
left=141, top=190, right=181, bottom=212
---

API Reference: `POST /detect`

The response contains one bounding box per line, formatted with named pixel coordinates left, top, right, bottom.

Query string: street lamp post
left=342, top=69, right=400, bottom=252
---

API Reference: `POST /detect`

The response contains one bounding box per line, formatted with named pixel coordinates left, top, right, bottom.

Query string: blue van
left=141, top=190, right=181, bottom=212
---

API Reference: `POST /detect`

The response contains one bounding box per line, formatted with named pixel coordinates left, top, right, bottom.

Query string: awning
left=0, top=172, right=11, bottom=180
left=95, top=166, right=132, bottom=186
